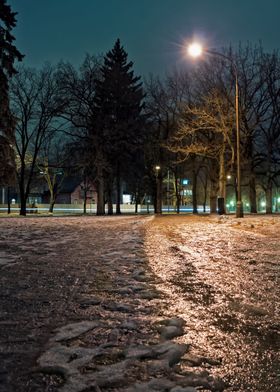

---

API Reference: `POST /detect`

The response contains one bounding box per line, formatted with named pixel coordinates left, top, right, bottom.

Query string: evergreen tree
left=93, top=39, right=145, bottom=214
left=0, top=0, right=23, bottom=185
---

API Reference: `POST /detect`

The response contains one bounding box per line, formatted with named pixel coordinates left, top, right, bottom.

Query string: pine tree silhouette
left=93, top=39, right=145, bottom=214
left=0, top=0, right=23, bottom=185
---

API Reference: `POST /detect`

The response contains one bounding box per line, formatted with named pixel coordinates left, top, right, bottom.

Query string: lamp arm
left=205, top=49, right=238, bottom=77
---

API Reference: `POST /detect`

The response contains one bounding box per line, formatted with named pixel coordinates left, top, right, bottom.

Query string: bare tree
left=11, top=64, right=66, bottom=215
left=232, top=44, right=272, bottom=213
left=253, top=52, right=280, bottom=213
left=144, top=70, right=192, bottom=212
left=169, top=90, right=235, bottom=214
left=37, top=135, right=70, bottom=213
left=57, top=55, right=108, bottom=215
left=173, top=44, right=279, bottom=214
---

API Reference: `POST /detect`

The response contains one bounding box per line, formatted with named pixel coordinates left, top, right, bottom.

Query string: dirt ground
left=0, top=214, right=279, bottom=391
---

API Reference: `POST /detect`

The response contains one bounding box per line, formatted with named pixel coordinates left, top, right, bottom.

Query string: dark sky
left=9, top=0, right=280, bottom=77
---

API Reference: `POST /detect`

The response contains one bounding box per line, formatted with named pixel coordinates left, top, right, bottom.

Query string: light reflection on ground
left=145, top=215, right=280, bottom=391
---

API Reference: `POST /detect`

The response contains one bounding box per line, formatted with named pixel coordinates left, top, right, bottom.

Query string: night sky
left=9, top=0, right=280, bottom=77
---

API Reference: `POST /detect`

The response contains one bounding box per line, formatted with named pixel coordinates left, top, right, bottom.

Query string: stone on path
left=156, top=317, right=186, bottom=340
left=50, top=321, right=99, bottom=342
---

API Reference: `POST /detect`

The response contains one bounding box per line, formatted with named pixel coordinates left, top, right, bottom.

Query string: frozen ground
left=0, top=214, right=279, bottom=391
left=146, top=214, right=280, bottom=391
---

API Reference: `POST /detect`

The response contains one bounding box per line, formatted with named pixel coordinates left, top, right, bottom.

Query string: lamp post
left=155, top=165, right=162, bottom=214
left=167, top=168, right=170, bottom=212
left=188, top=43, right=243, bottom=218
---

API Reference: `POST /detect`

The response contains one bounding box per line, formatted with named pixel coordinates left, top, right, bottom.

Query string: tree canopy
left=0, top=0, right=23, bottom=185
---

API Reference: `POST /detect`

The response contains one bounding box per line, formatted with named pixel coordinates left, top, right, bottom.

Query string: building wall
left=55, top=193, right=72, bottom=204
left=71, top=184, right=97, bottom=205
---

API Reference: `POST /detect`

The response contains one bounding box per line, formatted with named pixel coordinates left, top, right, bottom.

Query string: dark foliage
left=0, top=0, right=23, bottom=185
left=93, top=39, right=145, bottom=213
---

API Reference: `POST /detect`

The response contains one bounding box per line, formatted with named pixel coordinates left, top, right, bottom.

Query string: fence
left=0, top=203, right=141, bottom=214
left=0, top=203, right=212, bottom=215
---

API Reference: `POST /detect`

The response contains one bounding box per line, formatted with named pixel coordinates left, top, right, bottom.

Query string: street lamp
left=187, top=42, right=243, bottom=218
left=155, top=165, right=162, bottom=214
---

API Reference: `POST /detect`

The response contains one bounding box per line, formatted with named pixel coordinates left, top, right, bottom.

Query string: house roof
left=58, top=176, right=83, bottom=193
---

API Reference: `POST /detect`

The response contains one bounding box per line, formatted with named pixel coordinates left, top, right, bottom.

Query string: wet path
left=145, top=215, right=280, bottom=391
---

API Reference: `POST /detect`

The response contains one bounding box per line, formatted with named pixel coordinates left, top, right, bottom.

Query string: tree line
left=2, top=0, right=280, bottom=216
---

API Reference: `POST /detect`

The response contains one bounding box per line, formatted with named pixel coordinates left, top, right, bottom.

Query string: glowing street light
left=187, top=43, right=203, bottom=57
left=187, top=42, right=243, bottom=218
left=154, top=165, right=162, bottom=214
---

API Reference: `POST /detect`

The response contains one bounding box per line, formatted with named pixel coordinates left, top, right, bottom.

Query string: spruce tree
left=93, top=39, right=145, bottom=214
left=0, top=0, right=23, bottom=185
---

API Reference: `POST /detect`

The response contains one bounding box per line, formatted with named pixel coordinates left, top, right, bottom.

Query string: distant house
left=1, top=176, right=131, bottom=207
left=42, top=177, right=97, bottom=205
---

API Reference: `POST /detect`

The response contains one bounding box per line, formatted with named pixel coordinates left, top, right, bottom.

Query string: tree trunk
left=20, top=197, right=27, bottom=216
left=7, top=187, right=11, bottom=214
left=49, top=190, right=55, bottom=213
left=116, top=166, right=121, bottom=215
left=218, top=145, right=226, bottom=215
left=134, top=187, right=139, bottom=214
left=249, top=175, right=257, bottom=213
left=107, top=182, right=113, bottom=215
left=266, top=183, right=273, bottom=214
left=19, top=181, right=27, bottom=216
left=192, top=168, right=198, bottom=214
left=49, top=199, right=55, bottom=213
left=210, top=180, right=217, bottom=214
left=18, top=164, right=27, bottom=216
left=156, top=174, right=162, bottom=214
left=202, top=175, right=208, bottom=213
left=174, top=173, right=180, bottom=214
left=83, top=190, right=87, bottom=214
left=96, top=164, right=105, bottom=215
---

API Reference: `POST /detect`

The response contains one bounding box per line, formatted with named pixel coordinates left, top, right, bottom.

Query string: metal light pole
left=188, top=43, right=244, bottom=218
left=234, top=71, right=243, bottom=218
left=155, top=165, right=162, bottom=214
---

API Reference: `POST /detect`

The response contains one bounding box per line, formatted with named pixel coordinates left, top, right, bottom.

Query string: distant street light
left=187, top=42, right=244, bottom=218
left=155, top=165, right=162, bottom=214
